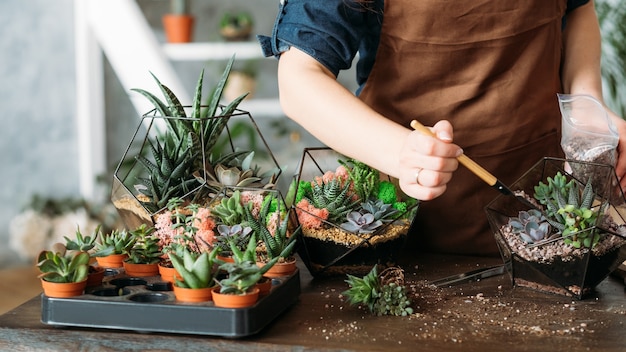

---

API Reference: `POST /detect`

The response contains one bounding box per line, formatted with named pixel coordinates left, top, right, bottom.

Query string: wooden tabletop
left=1, top=253, right=625, bottom=351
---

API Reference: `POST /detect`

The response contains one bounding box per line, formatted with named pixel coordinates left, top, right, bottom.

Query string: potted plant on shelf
left=63, top=225, right=105, bottom=287
left=36, top=243, right=90, bottom=298
left=93, top=229, right=137, bottom=269
left=169, top=247, right=220, bottom=302
left=162, top=0, right=194, bottom=43
left=111, top=55, right=281, bottom=230
left=123, top=224, right=162, bottom=277
left=292, top=147, right=419, bottom=276
left=485, top=157, right=626, bottom=299
left=219, top=11, right=253, bottom=41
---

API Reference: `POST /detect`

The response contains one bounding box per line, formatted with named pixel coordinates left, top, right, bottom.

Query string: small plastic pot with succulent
left=291, top=147, right=419, bottom=276
left=36, top=242, right=91, bottom=297
left=92, top=229, right=137, bottom=269
left=486, top=157, right=626, bottom=299
left=62, top=225, right=107, bottom=286
left=122, top=224, right=162, bottom=277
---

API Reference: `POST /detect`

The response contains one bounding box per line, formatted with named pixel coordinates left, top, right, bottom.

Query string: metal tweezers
left=428, top=264, right=507, bottom=288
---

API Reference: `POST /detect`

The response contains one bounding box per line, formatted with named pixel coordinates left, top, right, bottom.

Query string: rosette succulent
left=340, top=212, right=383, bottom=234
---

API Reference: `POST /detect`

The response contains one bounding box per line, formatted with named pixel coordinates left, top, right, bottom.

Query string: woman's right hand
left=398, top=120, right=463, bottom=201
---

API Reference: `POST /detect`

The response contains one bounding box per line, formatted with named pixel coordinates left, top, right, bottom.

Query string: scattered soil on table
left=300, top=271, right=626, bottom=345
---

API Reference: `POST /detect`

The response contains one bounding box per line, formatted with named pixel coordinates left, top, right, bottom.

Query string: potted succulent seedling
left=292, top=147, right=419, bottom=276
left=343, top=265, right=413, bottom=316
left=36, top=243, right=90, bottom=298
left=92, top=229, right=137, bottom=269
left=169, top=246, right=220, bottom=302
left=123, top=224, right=162, bottom=277
left=486, top=157, right=626, bottom=299
left=63, top=225, right=105, bottom=286
left=212, top=233, right=280, bottom=308
left=111, top=55, right=281, bottom=230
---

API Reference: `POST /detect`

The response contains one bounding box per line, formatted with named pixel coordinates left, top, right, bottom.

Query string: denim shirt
left=258, top=0, right=590, bottom=94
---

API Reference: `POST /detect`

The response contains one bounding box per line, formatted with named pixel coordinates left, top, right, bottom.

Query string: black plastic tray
left=41, top=269, right=301, bottom=338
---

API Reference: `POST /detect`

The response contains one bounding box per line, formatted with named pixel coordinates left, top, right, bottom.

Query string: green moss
left=377, top=181, right=398, bottom=204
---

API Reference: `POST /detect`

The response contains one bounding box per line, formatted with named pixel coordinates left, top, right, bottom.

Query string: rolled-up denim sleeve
left=258, top=0, right=367, bottom=77
left=566, top=0, right=589, bottom=13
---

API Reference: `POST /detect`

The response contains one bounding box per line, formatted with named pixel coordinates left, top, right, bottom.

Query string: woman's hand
left=398, top=120, right=462, bottom=200
left=608, top=111, right=626, bottom=190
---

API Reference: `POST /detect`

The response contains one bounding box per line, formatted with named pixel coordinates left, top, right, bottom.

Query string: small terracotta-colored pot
left=158, top=264, right=182, bottom=283
left=162, top=14, right=194, bottom=43
left=255, top=276, right=272, bottom=296
left=261, top=257, right=297, bottom=278
left=95, top=254, right=128, bottom=268
left=86, top=265, right=106, bottom=287
left=217, top=255, right=235, bottom=263
left=212, top=287, right=259, bottom=308
left=41, top=279, right=87, bottom=298
left=172, top=285, right=214, bottom=303
left=123, top=262, right=160, bottom=277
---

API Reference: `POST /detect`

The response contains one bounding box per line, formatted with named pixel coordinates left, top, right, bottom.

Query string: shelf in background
left=238, top=98, right=283, bottom=117
left=163, top=41, right=264, bottom=61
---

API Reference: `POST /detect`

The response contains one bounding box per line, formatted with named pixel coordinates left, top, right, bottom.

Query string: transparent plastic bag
left=558, top=93, right=618, bottom=166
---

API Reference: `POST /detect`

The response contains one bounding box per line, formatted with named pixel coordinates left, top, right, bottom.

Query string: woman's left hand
left=609, top=111, right=626, bottom=190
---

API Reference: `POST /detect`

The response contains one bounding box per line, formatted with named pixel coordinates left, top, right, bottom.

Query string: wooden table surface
left=1, top=253, right=625, bottom=352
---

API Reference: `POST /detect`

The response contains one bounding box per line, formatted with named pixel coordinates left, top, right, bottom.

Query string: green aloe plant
left=130, top=55, right=252, bottom=212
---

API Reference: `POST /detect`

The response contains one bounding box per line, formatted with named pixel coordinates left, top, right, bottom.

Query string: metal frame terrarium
left=111, top=56, right=281, bottom=230
left=486, top=157, right=626, bottom=299
left=291, top=147, right=419, bottom=276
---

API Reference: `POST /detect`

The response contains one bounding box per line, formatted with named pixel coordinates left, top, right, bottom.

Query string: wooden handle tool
left=410, top=120, right=513, bottom=196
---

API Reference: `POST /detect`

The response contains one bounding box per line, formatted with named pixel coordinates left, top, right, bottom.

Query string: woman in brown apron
left=259, top=0, right=626, bottom=256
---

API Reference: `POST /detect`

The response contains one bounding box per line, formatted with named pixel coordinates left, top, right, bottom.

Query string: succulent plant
left=508, top=209, right=555, bottom=244
left=216, top=234, right=281, bottom=295
left=211, top=190, right=247, bottom=226
left=64, top=225, right=100, bottom=253
left=37, top=243, right=90, bottom=284
left=130, top=55, right=254, bottom=212
left=169, top=247, right=220, bottom=289
left=126, top=224, right=162, bottom=264
left=339, top=158, right=379, bottom=201
left=93, top=229, right=137, bottom=257
left=215, top=224, right=253, bottom=254
left=533, top=172, right=601, bottom=248
left=343, top=265, right=413, bottom=317
left=360, top=199, right=399, bottom=222
left=303, top=178, right=359, bottom=223
left=205, top=151, right=278, bottom=193
left=340, top=212, right=383, bottom=234
left=244, top=193, right=299, bottom=261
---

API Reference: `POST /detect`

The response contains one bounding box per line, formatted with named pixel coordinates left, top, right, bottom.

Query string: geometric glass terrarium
left=486, top=157, right=626, bottom=299
left=292, top=147, right=419, bottom=277
left=112, top=107, right=281, bottom=230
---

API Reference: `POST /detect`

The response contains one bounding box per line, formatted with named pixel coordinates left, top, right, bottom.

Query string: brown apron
left=359, top=0, right=567, bottom=255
